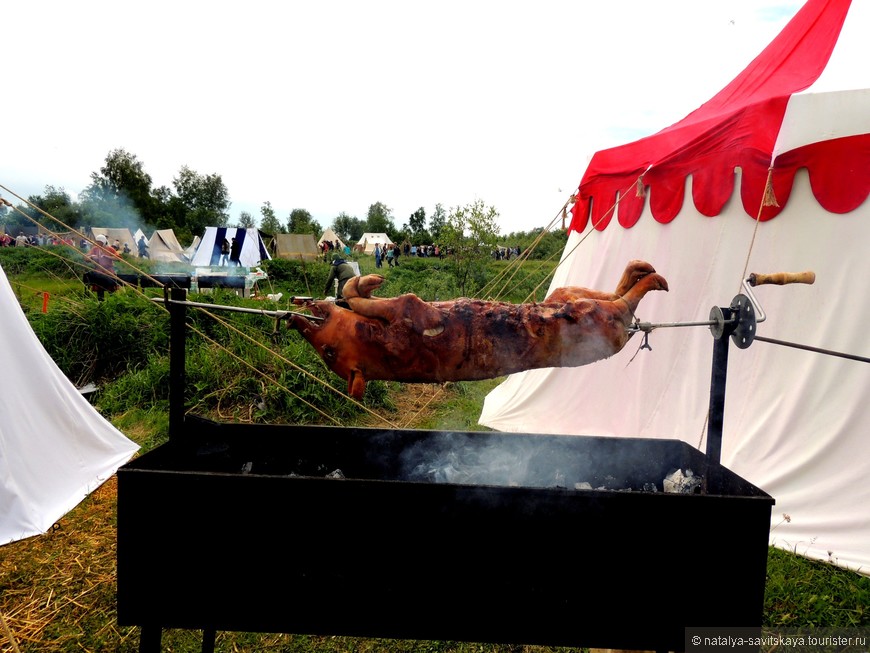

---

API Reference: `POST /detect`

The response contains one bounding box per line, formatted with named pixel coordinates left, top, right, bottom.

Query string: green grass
left=765, top=548, right=869, bottom=627
left=411, top=379, right=502, bottom=432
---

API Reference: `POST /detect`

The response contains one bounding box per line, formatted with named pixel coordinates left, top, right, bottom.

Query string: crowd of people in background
left=411, top=243, right=446, bottom=259
left=2, top=225, right=519, bottom=273
left=373, top=242, right=446, bottom=269
left=493, top=245, right=522, bottom=260
left=0, top=231, right=78, bottom=247
left=320, top=238, right=351, bottom=261
left=0, top=230, right=147, bottom=258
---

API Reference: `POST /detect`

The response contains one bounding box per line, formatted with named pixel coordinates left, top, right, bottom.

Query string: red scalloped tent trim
left=569, top=133, right=870, bottom=232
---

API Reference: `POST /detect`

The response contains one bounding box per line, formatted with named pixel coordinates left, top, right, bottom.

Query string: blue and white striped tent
left=189, top=227, right=271, bottom=268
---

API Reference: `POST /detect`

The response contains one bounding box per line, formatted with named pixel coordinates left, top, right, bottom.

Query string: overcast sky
left=1, top=1, right=802, bottom=235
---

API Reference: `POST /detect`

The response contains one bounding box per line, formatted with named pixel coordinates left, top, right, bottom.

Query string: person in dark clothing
left=324, top=255, right=356, bottom=302
left=229, top=237, right=242, bottom=266
left=137, top=235, right=150, bottom=258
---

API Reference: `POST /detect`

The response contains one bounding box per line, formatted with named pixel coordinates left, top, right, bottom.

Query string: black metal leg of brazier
left=139, top=625, right=160, bottom=652
left=168, top=287, right=187, bottom=440
left=202, top=628, right=216, bottom=653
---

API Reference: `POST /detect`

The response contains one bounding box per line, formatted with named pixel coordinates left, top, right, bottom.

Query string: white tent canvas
left=89, top=227, right=138, bottom=256
left=481, top=0, right=870, bottom=575
left=271, top=233, right=320, bottom=261
left=189, top=227, right=271, bottom=267
left=0, top=264, right=139, bottom=545
left=184, top=235, right=201, bottom=262
left=318, top=228, right=346, bottom=251
left=147, top=228, right=188, bottom=263
left=356, top=232, right=393, bottom=254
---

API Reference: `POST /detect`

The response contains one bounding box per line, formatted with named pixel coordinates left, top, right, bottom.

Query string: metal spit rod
left=151, top=272, right=820, bottom=337
left=151, top=296, right=325, bottom=321
left=624, top=269, right=868, bottom=364
left=627, top=276, right=770, bottom=334
left=153, top=276, right=781, bottom=335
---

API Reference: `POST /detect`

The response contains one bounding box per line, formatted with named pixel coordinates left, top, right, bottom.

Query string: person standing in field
left=86, top=234, right=121, bottom=299
left=229, top=237, right=242, bottom=266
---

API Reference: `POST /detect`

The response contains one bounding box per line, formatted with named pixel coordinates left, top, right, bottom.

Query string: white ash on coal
left=663, top=468, right=702, bottom=494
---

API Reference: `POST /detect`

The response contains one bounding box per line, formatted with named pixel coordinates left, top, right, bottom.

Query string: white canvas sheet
left=0, top=265, right=139, bottom=545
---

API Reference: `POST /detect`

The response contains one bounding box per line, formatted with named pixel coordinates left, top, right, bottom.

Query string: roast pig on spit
left=286, top=259, right=668, bottom=399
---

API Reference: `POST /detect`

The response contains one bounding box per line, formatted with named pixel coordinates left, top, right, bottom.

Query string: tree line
left=0, top=148, right=567, bottom=259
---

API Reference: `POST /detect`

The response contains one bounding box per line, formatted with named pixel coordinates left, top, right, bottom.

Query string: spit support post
left=706, top=270, right=814, bottom=476
left=622, top=269, right=815, bottom=483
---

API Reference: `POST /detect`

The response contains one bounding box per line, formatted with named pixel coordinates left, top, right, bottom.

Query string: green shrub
left=28, top=290, right=169, bottom=385
left=0, top=244, right=87, bottom=277
left=374, top=257, right=458, bottom=300
left=261, top=257, right=327, bottom=296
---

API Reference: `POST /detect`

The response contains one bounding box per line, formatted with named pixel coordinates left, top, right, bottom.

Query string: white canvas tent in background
left=88, top=227, right=138, bottom=256
left=318, top=228, right=346, bottom=251
left=0, top=265, right=139, bottom=545
left=481, top=0, right=870, bottom=574
left=356, top=232, right=393, bottom=254
left=147, top=228, right=188, bottom=263
left=184, top=235, right=201, bottom=262
left=189, top=227, right=271, bottom=267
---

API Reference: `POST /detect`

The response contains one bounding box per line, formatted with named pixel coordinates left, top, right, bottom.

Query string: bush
left=504, top=227, right=569, bottom=261
left=0, top=243, right=87, bottom=277
left=261, top=257, right=327, bottom=295
left=28, top=290, right=169, bottom=386
left=372, top=257, right=458, bottom=300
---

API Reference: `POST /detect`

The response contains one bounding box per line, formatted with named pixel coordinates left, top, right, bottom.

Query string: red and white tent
left=481, top=0, right=870, bottom=574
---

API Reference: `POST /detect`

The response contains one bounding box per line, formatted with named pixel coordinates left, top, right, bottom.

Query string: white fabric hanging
left=0, top=264, right=138, bottom=545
